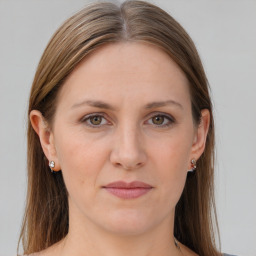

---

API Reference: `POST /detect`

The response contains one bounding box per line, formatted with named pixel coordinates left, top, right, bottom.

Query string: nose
left=110, top=125, right=147, bottom=170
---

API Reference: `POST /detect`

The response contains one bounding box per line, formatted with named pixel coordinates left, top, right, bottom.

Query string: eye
left=89, top=116, right=103, bottom=125
left=81, top=114, right=109, bottom=128
left=152, top=116, right=165, bottom=125
left=147, top=113, right=174, bottom=128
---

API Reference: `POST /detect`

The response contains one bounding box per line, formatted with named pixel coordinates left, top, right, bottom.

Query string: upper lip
left=103, top=181, right=153, bottom=188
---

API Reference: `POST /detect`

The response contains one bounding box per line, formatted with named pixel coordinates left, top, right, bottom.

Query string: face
left=32, top=42, right=209, bottom=236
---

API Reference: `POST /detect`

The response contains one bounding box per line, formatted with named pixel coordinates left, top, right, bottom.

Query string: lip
left=103, top=181, right=153, bottom=188
left=102, top=181, right=153, bottom=199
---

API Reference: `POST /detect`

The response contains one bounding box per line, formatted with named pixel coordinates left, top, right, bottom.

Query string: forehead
left=57, top=42, right=190, bottom=109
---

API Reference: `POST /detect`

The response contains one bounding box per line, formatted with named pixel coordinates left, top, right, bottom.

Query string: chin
left=99, top=209, right=157, bottom=236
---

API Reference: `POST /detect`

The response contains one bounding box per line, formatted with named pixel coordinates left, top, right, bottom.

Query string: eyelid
left=80, top=112, right=111, bottom=128
left=145, top=112, right=175, bottom=127
left=80, top=111, right=175, bottom=128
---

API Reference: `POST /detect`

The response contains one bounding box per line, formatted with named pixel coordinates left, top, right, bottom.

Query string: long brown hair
left=18, top=1, right=221, bottom=255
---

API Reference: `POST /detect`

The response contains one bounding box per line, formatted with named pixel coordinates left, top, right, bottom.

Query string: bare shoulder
left=24, top=251, right=49, bottom=256
left=24, top=243, right=61, bottom=256
left=24, top=250, right=48, bottom=256
left=24, top=250, right=53, bottom=256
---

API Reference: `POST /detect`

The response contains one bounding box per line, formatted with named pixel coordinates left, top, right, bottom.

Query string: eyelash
left=80, top=112, right=175, bottom=129
left=81, top=113, right=110, bottom=129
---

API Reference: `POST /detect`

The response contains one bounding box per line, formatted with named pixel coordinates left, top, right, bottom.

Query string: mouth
left=103, top=187, right=152, bottom=199
left=102, top=180, right=153, bottom=199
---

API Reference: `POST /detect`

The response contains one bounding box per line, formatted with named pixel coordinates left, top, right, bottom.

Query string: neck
left=57, top=210, right=182, bottom=256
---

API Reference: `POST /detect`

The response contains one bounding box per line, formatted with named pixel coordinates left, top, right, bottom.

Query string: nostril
left=110, top=144, right=147, bottom=170
left=122, top=162, right=144, bottom=170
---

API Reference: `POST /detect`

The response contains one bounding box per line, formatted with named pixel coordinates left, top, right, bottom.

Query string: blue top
left=223, top=254, right=237, bottom=256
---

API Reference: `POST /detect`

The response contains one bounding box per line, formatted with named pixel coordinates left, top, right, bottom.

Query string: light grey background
left=0, top=0, right=255, bottom=256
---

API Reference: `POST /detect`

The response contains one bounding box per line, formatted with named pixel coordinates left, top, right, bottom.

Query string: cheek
left=149, top=131, right=193, bottom=204
left=54, top=131, right=109, bottom=199
left=151, top=129, right=193, bottom=173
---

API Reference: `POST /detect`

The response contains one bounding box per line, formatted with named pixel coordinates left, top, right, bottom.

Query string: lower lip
left=103, top=187, right=152, bottom=199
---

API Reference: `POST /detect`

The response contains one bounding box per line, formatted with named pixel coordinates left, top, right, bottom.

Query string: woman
left=18, top=1, right=236, bottom=256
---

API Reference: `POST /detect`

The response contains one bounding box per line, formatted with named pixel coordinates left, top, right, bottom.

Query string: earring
left=49, top=161, right=55, bottom=173
left=188, top=158, right=197, bottom=172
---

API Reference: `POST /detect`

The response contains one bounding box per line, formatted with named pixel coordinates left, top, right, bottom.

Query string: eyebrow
left=71, top=99, right=183, bottom=110
left=72, top=100, right=116, bottom=110
left=145, top=100, right=183, bottom=110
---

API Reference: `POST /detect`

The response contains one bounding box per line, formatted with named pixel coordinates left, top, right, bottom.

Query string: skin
left=30, top=42, right=210, bottom=256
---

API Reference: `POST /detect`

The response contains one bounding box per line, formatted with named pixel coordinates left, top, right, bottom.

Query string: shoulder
left=223, top=254, right=238, bottom=256
left=22, top=254, right=39, bottom=256
left=21, top=241, right=62, bottom=256
left=21, top=252, right=46, bottom=256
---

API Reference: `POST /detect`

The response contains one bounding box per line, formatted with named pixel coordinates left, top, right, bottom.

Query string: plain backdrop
left=0, top=0, right=255, bottom=256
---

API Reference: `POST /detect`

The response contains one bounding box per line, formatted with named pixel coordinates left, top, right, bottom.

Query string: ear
left=189, top=109, right=210, bottom=167
left=30, top=110, right=61, bottom=172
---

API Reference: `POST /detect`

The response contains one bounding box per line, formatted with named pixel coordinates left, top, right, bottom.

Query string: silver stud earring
left=188, top=158, right=197, bottom=172
left=49, top=161, right=55, bottom=173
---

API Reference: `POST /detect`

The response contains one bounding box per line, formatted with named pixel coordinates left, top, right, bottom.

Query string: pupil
left=90, top=116, right=102, bottom=125
left=153, top=116, right=164, bottom=125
